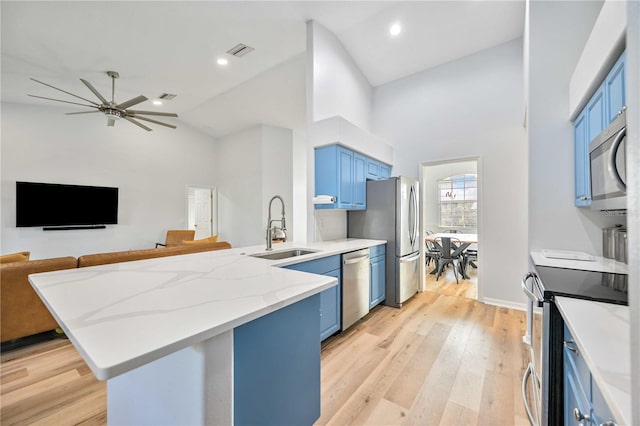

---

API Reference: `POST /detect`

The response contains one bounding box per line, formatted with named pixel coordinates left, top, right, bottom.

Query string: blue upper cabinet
left=573, top=50, right=626, bottom=208
left=586, top=83, right=605, bottom=143
left=338, top=147, right=355, bottom=209
left=366, top=158, right=380, bottom=180
left=315, top=144, right=387, bottom=210
left=574, top=110, right=590, bottom=207
left=353, top=153, right=366, bottom=209
left=365, top=157, right=392, bottom=181
left=379, top=163, right=391, bottom=179
left=606, top=51, right=626, bottom=123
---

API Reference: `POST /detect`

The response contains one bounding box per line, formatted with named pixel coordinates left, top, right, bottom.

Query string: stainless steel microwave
left=589, top=109, right=626, bottom=210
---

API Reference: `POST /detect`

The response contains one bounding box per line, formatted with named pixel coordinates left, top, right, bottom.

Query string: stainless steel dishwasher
left=341, top=249, right=370, bottom=330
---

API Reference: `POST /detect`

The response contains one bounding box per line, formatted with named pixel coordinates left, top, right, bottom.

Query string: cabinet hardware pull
left=564, top=340, right=579, bottom=355
left=573, top=407, right=590, bottom=422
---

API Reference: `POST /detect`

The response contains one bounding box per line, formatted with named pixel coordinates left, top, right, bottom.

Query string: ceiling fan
left=28, top=71, right=178, bottom=131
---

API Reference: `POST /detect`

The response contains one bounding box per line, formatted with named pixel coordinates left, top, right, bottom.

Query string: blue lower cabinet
left=563, top=348, right=591, bottom=426
left=234, top=295, right=321, bottom=426
left=284, top=255, right=341, bottom=342
left=369, top=245, right=386, bottom=309
left=320, top=269, right=341, bottom=340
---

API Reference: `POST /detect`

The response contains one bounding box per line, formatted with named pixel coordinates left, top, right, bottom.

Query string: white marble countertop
left=555, top=296, right=630, bottom=425
left=530, top=250, right=628, bottom=274
left=29, top=238, right=385, bottom=380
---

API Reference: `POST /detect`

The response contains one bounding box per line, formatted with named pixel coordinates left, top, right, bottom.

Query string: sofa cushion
left=0, top=251, right=31, bottom=264
left=1, top=256, right=77, bottom=342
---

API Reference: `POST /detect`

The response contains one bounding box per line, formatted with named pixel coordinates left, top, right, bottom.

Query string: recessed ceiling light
left=389, top=23, right=402, bottom=36
left=217, top=58, right=228, bottom=66
left=152, top=100, right=163, bottom=106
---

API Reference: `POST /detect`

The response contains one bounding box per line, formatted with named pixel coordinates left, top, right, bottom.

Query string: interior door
left=188, top=186, right=214, bottom=239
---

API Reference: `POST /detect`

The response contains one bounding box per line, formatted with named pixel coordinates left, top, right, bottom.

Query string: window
left=438, top=174, right=477, bottom=228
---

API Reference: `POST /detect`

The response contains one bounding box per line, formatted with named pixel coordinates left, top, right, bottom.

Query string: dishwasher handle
left=343, top=254, right=370, bottom=265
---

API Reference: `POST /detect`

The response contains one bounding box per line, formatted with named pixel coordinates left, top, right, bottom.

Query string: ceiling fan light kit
left=28, top=71, right=178, bottom=131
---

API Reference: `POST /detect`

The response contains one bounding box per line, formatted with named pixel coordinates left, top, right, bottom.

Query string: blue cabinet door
left=283, top=255, right=341, bottom=342
left=379, top=163, right=391, bottom=179
left=587, top=83, right=606, bottom=143
left=366, top=158, right=380, bottom=180
left=606, top=51, right=626, bottom=123
left=320, top=269, right=341, bottom=341
left=353, top=153, right=366, bottom=209
left=234, top=294, right=321, bottom=426
left=370, top=255, right=386, bottom=309
left=369, top=245, right=386, bottom=308
left=563, top=348, right=591, bottom=426
left=574, top=110, right=590, bottom=207
left=338, top=146, right=354, bottom=209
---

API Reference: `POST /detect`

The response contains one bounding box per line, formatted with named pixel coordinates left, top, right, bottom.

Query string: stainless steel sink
left=250, top=249, right=318, bottom=260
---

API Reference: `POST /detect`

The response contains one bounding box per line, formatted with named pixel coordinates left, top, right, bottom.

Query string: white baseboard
left=481, top=297, right=527, bottom=312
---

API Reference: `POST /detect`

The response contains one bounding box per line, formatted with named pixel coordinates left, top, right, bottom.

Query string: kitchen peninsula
left=28, top=239, right=385, bottom=425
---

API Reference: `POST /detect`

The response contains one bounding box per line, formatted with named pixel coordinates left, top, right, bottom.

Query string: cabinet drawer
left=284, top=255, right=340, bottom=275
left=369, top=244, right=386, bottom=259
left=564, top=324, right=591, bottom=399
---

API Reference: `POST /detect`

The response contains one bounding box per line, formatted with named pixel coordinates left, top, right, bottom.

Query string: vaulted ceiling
left=1, top=1, right=524, bottom=138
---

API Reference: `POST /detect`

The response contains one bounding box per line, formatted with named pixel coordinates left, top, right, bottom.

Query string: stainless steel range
left=521, top=266, right=628, bottom=426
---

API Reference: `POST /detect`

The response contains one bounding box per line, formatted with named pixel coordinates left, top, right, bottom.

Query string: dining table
left=425, top=233, right=478, bottom=279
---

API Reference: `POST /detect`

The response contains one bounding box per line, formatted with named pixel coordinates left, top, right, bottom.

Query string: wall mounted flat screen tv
left=16, top=181, right=118, bottom=227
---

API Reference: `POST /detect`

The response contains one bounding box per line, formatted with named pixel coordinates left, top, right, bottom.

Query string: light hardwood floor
left=1, top=271, right=528, bottom=426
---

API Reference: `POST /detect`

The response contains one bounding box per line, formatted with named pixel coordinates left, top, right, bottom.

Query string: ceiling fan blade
left=124, top=116, right=152, bottom=131
left=28, top=94, right=100, bottom=108
left=107, top=118, right=115, bottom=127
left=65, top=110, right=101, bottom=115
left=30, top=78, right=100, bottom=106
left=80, top=78, right=109, bottom=104
left=126, top=110, right=178, bottom=117
left=117, top=95, right=147, bottom=110
left=131, top=115, right=177, bottom=129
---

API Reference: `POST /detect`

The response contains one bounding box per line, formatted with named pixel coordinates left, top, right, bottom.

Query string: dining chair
left=155, top=230, right=196, bottom=248
left=425, top=239, right=440, bottom=267
left=434, top=236, right=464, bottom=284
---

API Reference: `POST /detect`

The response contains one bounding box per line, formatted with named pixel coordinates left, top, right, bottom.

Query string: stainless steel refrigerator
left=347, top=176, right=420, bottom=308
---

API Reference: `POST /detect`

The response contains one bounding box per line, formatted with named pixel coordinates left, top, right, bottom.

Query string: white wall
left=305, top=20, right=393, bottom=242
left=422, top=160, right=477, bottom=234
left=528, top=0, right=621, bottom=256
left=569, top=0, right=624, bottom=119
left=0, top=102, right=218, bottom=259
left=216, top=125, right=293, bottom=248
left=625, top=1, right=640, bottom=422
left=308, top=21, right=373, bottom=133
left=373, top=39, right=528, bottom=307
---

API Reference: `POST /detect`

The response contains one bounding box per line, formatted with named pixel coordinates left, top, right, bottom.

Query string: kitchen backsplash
left=314, top=210, right=347, bottom=241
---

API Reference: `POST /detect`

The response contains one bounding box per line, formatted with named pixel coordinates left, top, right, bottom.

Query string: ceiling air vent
left=226, top=43, right=255, bottom=58
left=158, top=93, right=176, bottom=101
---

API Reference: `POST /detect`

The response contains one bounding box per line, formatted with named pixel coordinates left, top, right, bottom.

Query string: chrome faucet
left=266, top=195, right=287, bottom=251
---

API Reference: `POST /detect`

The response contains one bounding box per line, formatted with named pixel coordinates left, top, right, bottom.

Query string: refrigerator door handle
left=400, top=252, right=421, bottom=263
left=408, top=185, right=416, bottom=249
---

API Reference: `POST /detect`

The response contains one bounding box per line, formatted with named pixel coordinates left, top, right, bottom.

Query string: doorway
left=419, top=158, right=481, bottom=300
left=187, top=186, right=217, bottom=240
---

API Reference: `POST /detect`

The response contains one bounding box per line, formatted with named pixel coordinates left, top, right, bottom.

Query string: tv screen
left=16, top=181, right=118, bottom=227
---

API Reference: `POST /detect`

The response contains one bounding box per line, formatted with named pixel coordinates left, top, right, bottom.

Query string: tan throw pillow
left=183, top=235, right=219, bottom=245
left=0, top=251, right=31, bottom=264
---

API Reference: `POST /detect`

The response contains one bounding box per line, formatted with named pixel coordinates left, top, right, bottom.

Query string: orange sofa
left=1, top=241, right=232, bottom=343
